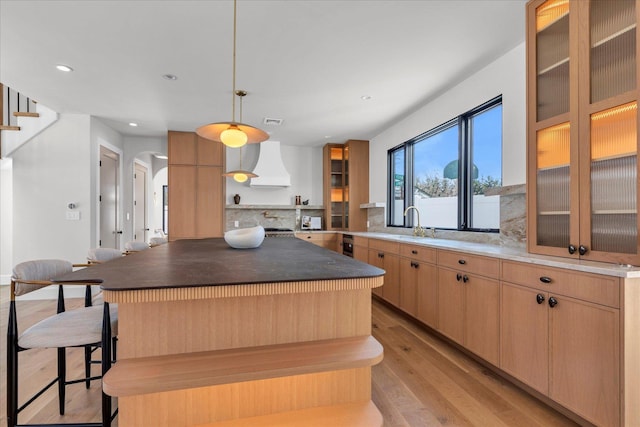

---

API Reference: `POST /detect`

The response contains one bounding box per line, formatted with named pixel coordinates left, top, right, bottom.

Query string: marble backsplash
left=226, top=205, right=324, bottom=231
left=366, top=184, right=526, bottom=249
left=225, top=184, right=526, bottom=249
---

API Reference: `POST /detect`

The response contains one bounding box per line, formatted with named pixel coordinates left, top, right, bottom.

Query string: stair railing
left=1, top=83, right=38, bottom=128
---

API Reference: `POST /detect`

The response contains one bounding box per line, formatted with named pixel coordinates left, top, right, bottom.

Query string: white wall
left=225, top=143, right=323, bottom=206
left=369, top=42, right=526, bottom=204
left=12, top=114, right=93, bottom=266
left=0, top=158, right=14, bottom=284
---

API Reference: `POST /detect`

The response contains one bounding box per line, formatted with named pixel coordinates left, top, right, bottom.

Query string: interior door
left=134, top=162, right=148, bottom=242
left=100, top=146, right=120, bottom=248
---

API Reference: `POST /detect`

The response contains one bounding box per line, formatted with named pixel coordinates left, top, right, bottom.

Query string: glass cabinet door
left=584, top=0, right=638, bottom=261
left=536, top=0, right=571, bottom=122
left=329, top=146, right=345, bottom=229
left=589, top=0, right=636, bottom=103
left=589, top=103, right=637, bottom=254
left=535, top=123, right=571, bottom=248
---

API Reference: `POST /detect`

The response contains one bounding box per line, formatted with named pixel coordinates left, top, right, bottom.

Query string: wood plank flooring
left=0, top=286, right=578, bottom=427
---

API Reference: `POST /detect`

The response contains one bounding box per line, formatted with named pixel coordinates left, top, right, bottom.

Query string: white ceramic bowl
left=224, top=225, right=265, bottom=249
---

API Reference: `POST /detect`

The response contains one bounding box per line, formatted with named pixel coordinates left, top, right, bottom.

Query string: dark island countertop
left=55, top=237, right=384, bottom=291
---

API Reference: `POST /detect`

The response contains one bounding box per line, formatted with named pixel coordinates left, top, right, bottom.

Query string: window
left=388, top=96, right=502, bottom=232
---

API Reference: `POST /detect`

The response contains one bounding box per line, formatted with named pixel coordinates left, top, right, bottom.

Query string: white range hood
left=250, top=141, right=291, bottom=187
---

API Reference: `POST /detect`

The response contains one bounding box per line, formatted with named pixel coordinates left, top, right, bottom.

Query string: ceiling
left=0, top=0, right=526, bottom=147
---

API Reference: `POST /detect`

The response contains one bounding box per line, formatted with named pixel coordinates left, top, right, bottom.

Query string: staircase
left=0, top=83, right=59, bottom=158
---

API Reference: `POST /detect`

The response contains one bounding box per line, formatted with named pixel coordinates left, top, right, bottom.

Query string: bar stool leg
left=57, top=347, right=66, bottom=415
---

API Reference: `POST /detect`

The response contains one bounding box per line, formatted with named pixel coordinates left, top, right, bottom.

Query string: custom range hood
left=250, top=141, right=291, bottom=187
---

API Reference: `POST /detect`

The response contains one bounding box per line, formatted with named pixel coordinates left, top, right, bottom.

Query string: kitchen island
left=57, top=237, right=385, bottom=427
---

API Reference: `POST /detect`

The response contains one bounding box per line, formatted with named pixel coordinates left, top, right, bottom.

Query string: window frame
left=387, top=95, right=502, bottom=233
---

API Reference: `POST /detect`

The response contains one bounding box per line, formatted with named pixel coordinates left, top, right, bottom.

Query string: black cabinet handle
left=306, top=235, right=312, bottom=239
left=411, top=250, right=418, bottom=255
left=536, top=294, right=545, bottom=304
left=548, top=297, right=558, bottom=308
left=378, top=253, right=384, bottom=259
left=539, top=276, right=552, bottom=284
left=410, top=261, right=419, bottom=269
left=462, top=275, right=469, bottom=283
left=568, top=244, right=576, bottom=254
left=456, top=273, right=462, bottom=282
left=458, top=259, right=466, bottom=265
left=579, top=245, right=588, bottom=256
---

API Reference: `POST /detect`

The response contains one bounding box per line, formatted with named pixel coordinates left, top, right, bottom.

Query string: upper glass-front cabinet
left=528, top=0, right=640, bottom=265
left=535, top=0, right=570, bottom=122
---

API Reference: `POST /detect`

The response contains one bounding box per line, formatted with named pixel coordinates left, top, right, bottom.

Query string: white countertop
left=347, top=232, right=640, bottom=279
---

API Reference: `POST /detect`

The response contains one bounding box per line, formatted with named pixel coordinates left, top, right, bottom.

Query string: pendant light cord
left=231, top=0, right=238, bottom=122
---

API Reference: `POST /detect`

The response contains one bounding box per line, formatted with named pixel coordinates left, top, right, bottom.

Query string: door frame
left=133, top=159, right=151, bottom=243
left=96, top=142, right=124, bottom=250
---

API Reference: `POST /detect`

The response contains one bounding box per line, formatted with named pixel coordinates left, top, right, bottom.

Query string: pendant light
left=196, top=0, right=268, bottom=147
left=223, top=90, right=258, bottom=182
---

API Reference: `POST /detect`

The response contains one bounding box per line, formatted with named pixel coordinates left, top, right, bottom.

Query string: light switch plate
left=66, top=211, right=80, bottom=220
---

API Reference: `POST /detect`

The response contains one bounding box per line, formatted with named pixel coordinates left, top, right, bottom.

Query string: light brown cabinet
left=168, top=131, right=225, bottom=240
left=353, top=236, right=369, bottom=263
left=398, top=244, right=437, bottom=326
left=527, top=0, right=640, bottom=265
left=368, top=239, right=400, bottom=304
left=323, top=140, right=369, bottom=231
left=437, top=250, right=499, bottom=365
left=500, top=261, right=620, bottom=426
left=296, top=232, right=338, bottom=251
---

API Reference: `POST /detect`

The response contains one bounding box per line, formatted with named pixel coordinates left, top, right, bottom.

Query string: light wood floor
left=0, top=286, right=578, bottom=427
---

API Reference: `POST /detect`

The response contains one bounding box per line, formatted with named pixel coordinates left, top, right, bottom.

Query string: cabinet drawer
left=437, top=250, right=499, bottom=278
left=297, top=233, right=336, bottom=242
left=353, top=236, right=368, bottom=247
left=400, top=243, right=436, bottom=264
left=501, top=261, right=620, bottom=308
left=369, top=239, right=400, bottom=255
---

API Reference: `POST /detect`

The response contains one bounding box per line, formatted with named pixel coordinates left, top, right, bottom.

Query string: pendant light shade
left=222, top=143, right=258, bottom=182
left=196, top=0, right=268, bottom=147
left=197, top=122, right=268, bottom=147
left=222, top=91, right=260, bottom=182
left=222, top=169, right=258, bottom=183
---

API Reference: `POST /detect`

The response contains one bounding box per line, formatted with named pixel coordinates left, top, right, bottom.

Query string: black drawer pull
left=378, top=253, right=384, bottom=259
left=536, top=294, right=545, bottom=304
left=539, top=276, right=552, bottom=284
left=410, top=261, right=419, bottom=269
left=456, top=273, right=462, bottom=281
left=462, top=275, right=469, bottom=283
left=411, top=250, right=418, bottom=255
left=548, top=297, right=558, bottom=308
left=458, top=259, right=466, bottom=265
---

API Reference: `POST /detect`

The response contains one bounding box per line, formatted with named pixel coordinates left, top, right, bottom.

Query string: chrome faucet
left=404, top=206, right=426, bottom=237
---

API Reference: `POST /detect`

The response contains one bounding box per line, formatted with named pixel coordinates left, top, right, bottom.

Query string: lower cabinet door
left=464, top=274, right=499, bottom=366
left=549, top=296, right=620, bottom=427
left=437, top=267, right=464, bottom=345
left=415, top=261, right=438, bottom=328
left=500, top=283, right=549, bottom=395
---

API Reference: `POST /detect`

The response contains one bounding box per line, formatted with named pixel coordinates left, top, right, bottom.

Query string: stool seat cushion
left=18, top=304, right=118, bottom=349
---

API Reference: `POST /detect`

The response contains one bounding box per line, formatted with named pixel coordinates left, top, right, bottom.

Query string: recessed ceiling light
left=324, top=135, right=332, bottom=139
left=129, top=122, right=138, bottom=127
left=361, top=95, right=372, bottom=100
left=56, top=64, right=73, bottom=72
left=162, top=74, right=178, bottom=81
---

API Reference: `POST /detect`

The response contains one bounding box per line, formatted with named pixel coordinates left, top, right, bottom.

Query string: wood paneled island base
left=56, top=238, right=385, bottom=426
